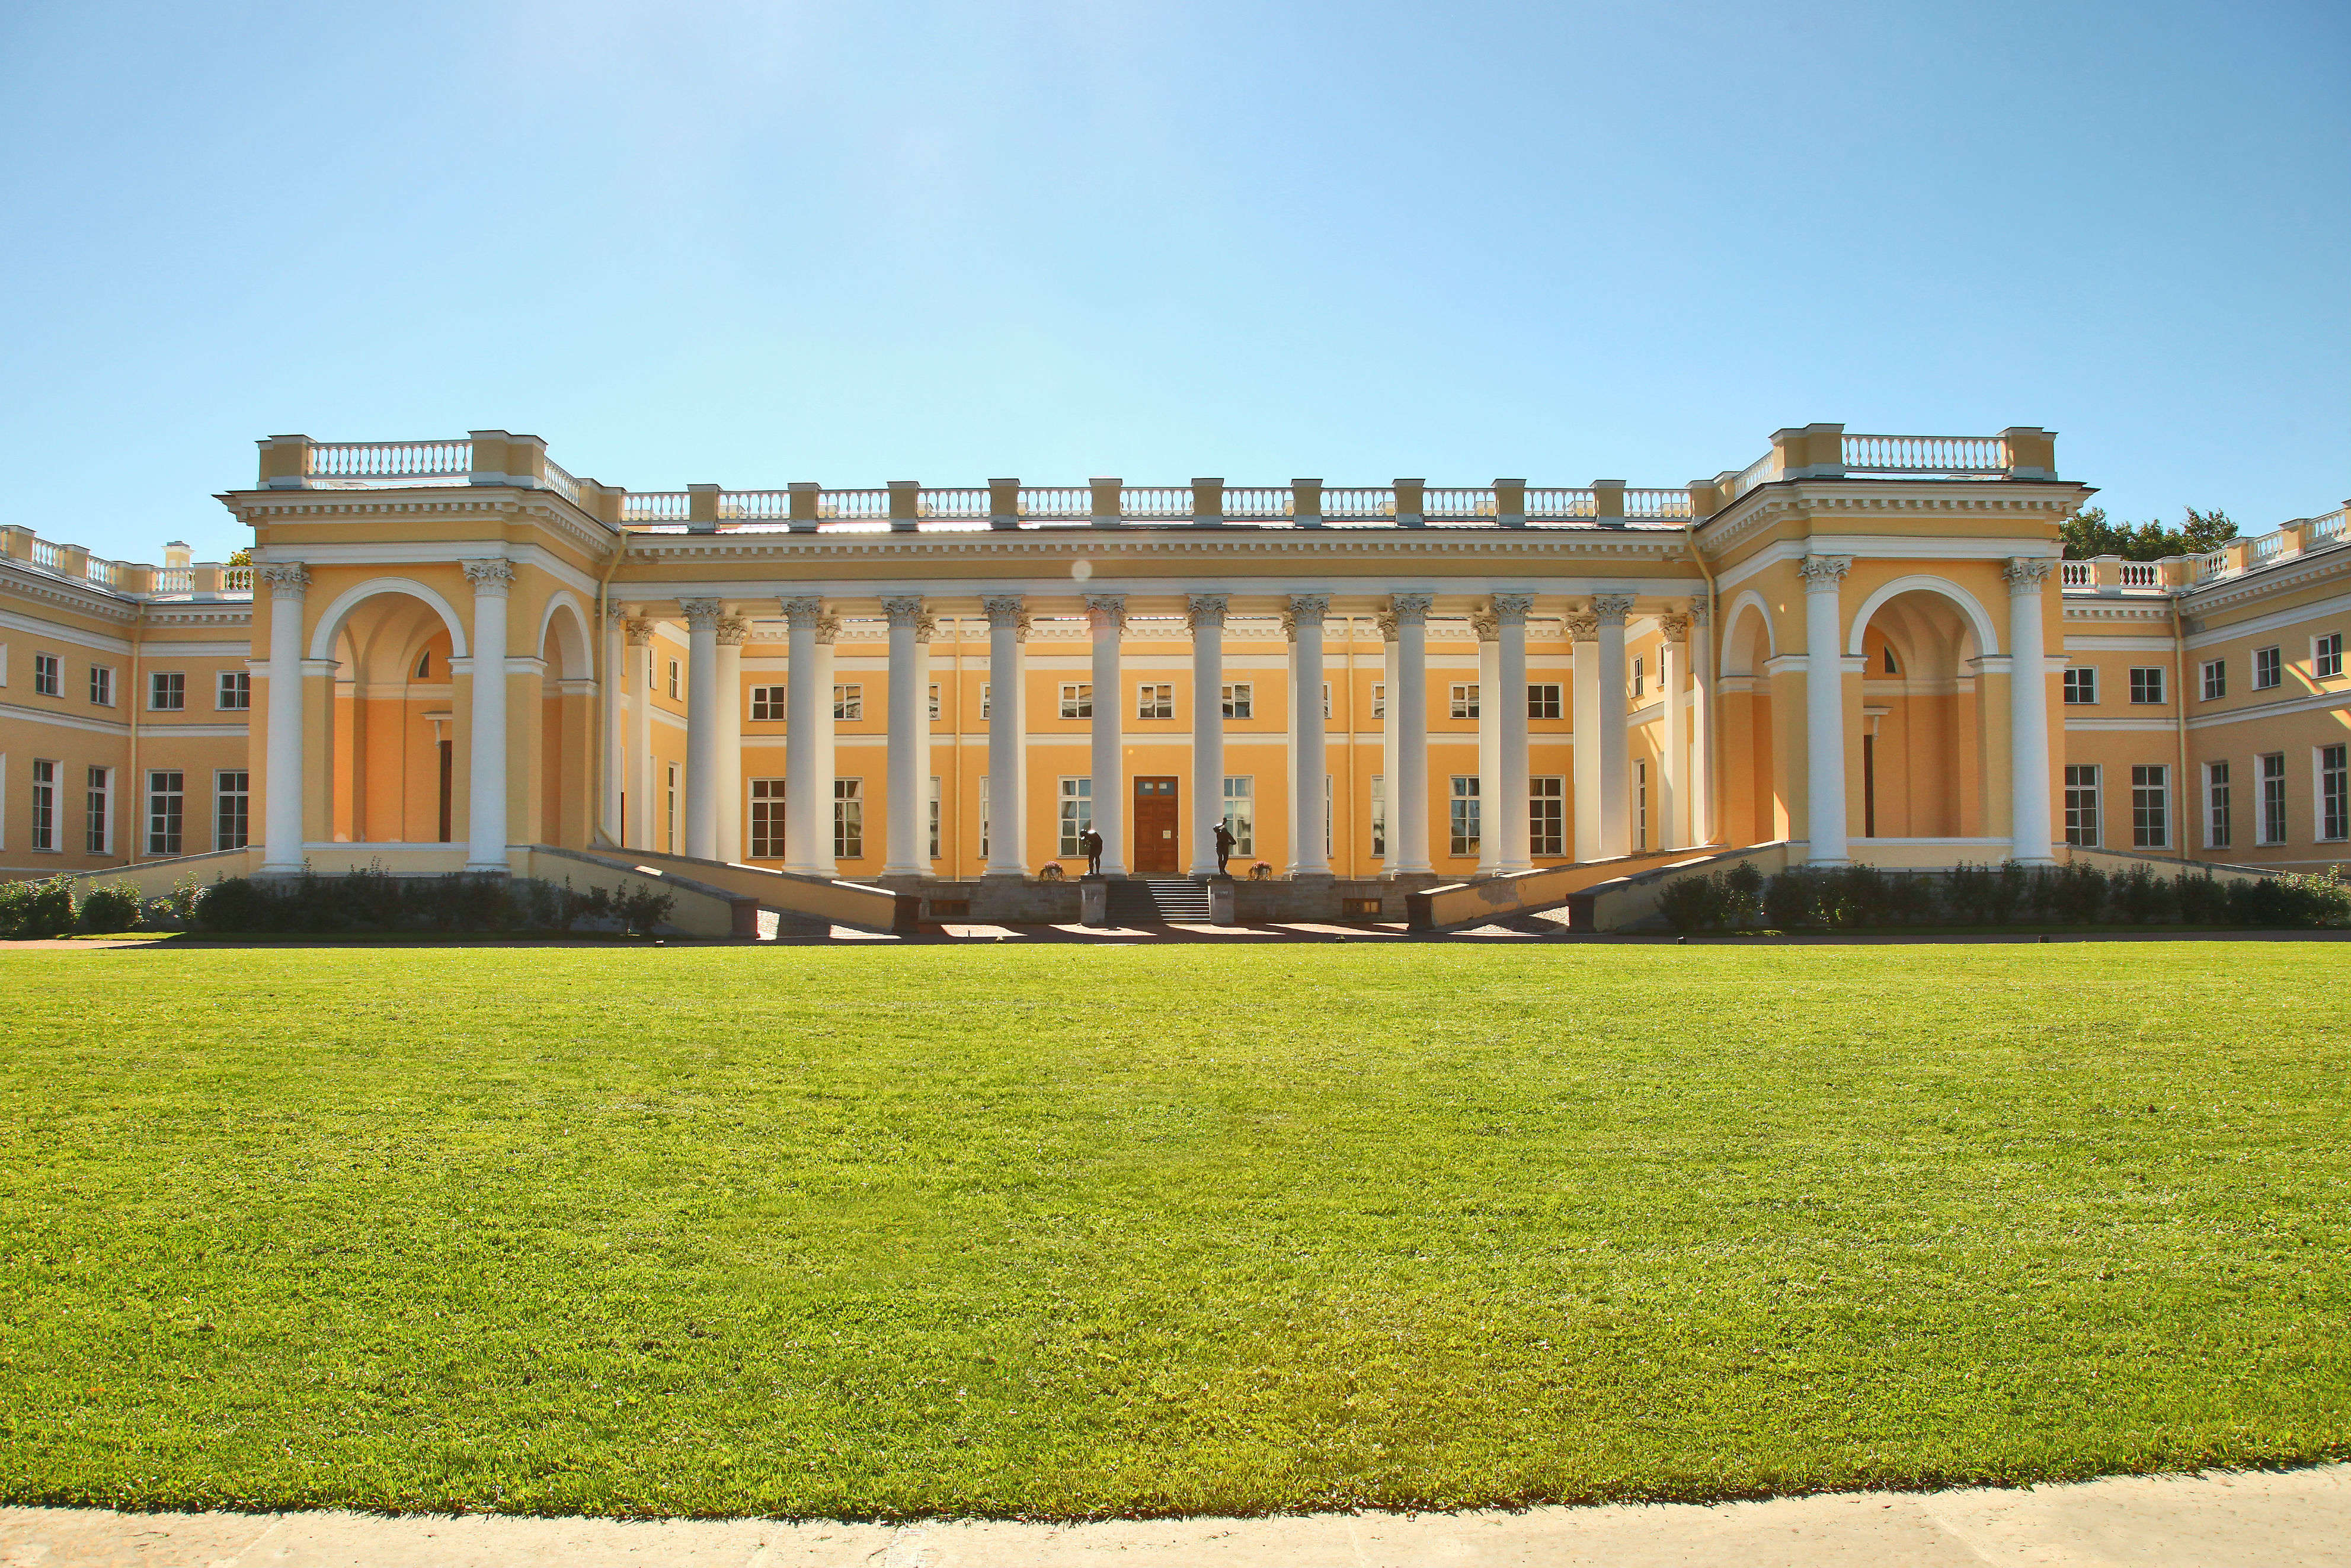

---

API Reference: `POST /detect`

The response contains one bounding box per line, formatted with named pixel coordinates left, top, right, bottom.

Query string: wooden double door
left=1132, top=776, right=1180, bottom=873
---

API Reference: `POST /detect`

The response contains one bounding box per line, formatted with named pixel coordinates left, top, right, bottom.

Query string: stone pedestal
left=1207, top=876, right=1236, bottom=926
left=1080, top=876, right=1109, bottom=927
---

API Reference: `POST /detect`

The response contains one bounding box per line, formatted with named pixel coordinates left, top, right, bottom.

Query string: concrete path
left=5, top=1464, right=2346, bottom=1566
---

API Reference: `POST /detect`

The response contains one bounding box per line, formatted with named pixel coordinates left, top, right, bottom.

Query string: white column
left=983, top=594, right=1028, bottom=876
left=1569, top=613, right=1599, bottom=860
left=1474, top=611, right=1502, bottom=875
left=1379, top=614, right=1399, bottom=870
left=600, top=602, right=626, bottom=844
left=1187, top=594, right=1227, bottom=876
left=626, top=618, right=653, bottom=850
left=1659, top=615, right=1688, bottom=850
left=1799, top=555, right=1851, bottom=865
left=1687, top=597, right=1715, bottom=846
left=1086, top=594, right=1127, bottom=876
left=1287, top=593, right=1331, bottom=876
left=2006, top=558, right=2057, bottom=864
left=462, top=559, right=514, bottom=871
left=680, top=599, right=723, bottom=862
left=1494, top=594, right=1533, bottom=873
left=1390, top=593, right=1434, bottom=875
left=713, top=617, right=746, bottom=862
left=881, top=596, right=932, bottom=876
left=1594, top=595, right=1634, bottom=859
left=781, top=597, right=834, bottom=877
left=258, top=562, right=309, bottom=873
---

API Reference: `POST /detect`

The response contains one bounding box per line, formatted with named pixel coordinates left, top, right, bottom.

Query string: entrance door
left=1133, top=776, right=1179, bottom=873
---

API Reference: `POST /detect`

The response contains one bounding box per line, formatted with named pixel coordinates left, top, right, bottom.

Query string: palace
left=2, top=424, right=2345, bottom=929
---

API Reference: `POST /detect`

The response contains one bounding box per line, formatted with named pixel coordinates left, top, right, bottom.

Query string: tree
left=226, top=548, right=252, bottom=568
left=2061, top=506, right=2237, bottom=562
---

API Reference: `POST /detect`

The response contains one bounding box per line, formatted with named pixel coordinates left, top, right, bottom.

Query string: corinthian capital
left=1590, top=594, right=1635, bottom=626
left=1389, top=593, right=1433, bottom=625
left=1083, top=594, right=1128, bottom=635
left=715, top=616, right=750, bottom=647
left=1659, top=613, right=1693, bottom=641
left=1490, top=593, right=1535, bottom=624
left=1185, top=594, right=1228, bottom=633
left=779, top=596, right=826, bottom=628
left=679, top=597, right=726, bottom=631
left=2004, top=557, right=2055, bottom=593
left=461, top=558, right=514, bottom=597
left=982, top=594, right=1029, bottom=639
left=1562, top=613, right=1599, bottom=641
left=1469, top=609, right=1499, bottom=642
left=256, top=562, right=310, bottom=600
left=1798, top=555, right=1852, bottom=593
left=881, top=594, right=927, bottom=629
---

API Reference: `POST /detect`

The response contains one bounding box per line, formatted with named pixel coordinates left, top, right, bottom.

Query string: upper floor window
left=1631, top=656, right=1646, bottom=699
left=1449, top=683, right=1479, bottom=721
left=927, top=683, right=941, bottom=721
left=2253, top=647, right=2282, bottom=690
left=1060, top=683, right=1092, bottom=719
left=1221, top=683, right=1252, bottom=720
left=750, top=685, right=786, bottom=721
left=1137, top=683, right=1173, bottom=720
left=667, top=659, right=680, bottom=699
left=2200, top=659, right=2226, bottom=701
left=833, top=683, right=862, bottom=722
left=1528, top=683, right=1562, bottom=720
left=217, top=670, right=251, bottom=710
left=2062, top=667, right=2097, bottom=705
left=33, top=652, right=60, bottom=697
left=2128, top=667, right=2166, bottom=705
left=89, top=665, right=114, bottom=706
left=149, top=671, right=185, bottom=711
left=1371, top=683, right=1386, bottom=721
left=2317, top=632, right=2344, bottom=680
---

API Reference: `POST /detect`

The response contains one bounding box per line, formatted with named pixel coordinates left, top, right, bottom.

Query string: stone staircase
left=1105, top=877, right=1216, bottom=923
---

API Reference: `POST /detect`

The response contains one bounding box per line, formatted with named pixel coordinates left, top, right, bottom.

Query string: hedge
left=1658, top=860, right=2351, bottom=932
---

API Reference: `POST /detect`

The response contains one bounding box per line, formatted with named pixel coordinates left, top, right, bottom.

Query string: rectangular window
left=2259, top=753, right=2286, bottom=844
left=1448, top=776, right=1479, bottom=858
left=1449, top=683, right=1479, bottom=721
left=928, top=776, right=941, bottom=860
left=31, top=759, right=56, bottom=850
left=1222, top=776, right=1254, bottom=857
left=1221, top=683, right=1252, bottom=720
left=665, top=763, right=678, bottom=853
left=217, top=670, right=251, bottom=710
left=667, top=660, right=681, bottom=699
left=2200, top=659, right=2226, bottom=702
left=981, top=683, right=991, bottom=720
left=750, top=686, right=787, bottom=721
left=1635, top=759, right=1650, bottom=852
left=978, top=775, right=989, bottom=860
left=2131, top=764, right=2168, bottom=849
left=146, top=769, right=184, bottom=856
left=2317, top=632, right=2344, bottom=680
left=1528, top=683, right=1562, bottom=720
left=2062, top=667, right=2097, bottom=705
left=89, top=665, right=114, bottom=706
left=833, top=684, right=862, bottom=721
left=1060, top=683, right=1092, bottom=719
left=149, top=671, right=185, bottom=711
left=750, top=777, right=786, bottom=859
left=1371, top=683, right=1386, bottom=721
left=86, top=766, right=111, bottom=854
left=2206, top=760, right=2231, bottom=850
left=34, top=653, right=60, bottom=697
left=1632, top=657, right=1646, bottom=699
left=2128, top=667, right=2166, bottom=705
left=2322, top=744, right=2349, bottom=842
left=927, top=683, right=941, bottom=722
left=214, top=769, right=250, bottom=851
left=2064, top=764, right=2100, bottom=847
left=1370, top=774, right=1386, bottom=857
left=2254, top=647, right=2282, bottom=690
left=1058, top=777, right=1092, bottom=857
left=1136, top=683, right=1173, bottom=720
left=1530, top=776, right=1565, bottom=857
left=1322, top=681, right=1332, bottom=722
left=833, top=779, right=863, bottom=859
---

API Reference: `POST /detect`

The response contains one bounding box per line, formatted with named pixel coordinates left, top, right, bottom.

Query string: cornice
left=616, top=527, right=1694, bottom=571
left=220, top=485, right=619, bottom=562
left=2059, top=600, right=2171, bottom=623
left=0, top=562, right=137, bottom=622
left=2180, top=545, right=2351, bottom=616
left=1696, top=481, right=2085, bottom=559
left=143, top=604, right=255, bottom=630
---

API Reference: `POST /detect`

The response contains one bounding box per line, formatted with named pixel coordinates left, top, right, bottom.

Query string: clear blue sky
left=4, top=0, right=2345, bottom=562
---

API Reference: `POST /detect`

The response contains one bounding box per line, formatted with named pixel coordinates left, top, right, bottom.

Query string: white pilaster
left=983, top=594, right=1028, bottom=876
left=1494, top=594, right=1533, bottom=873
left=1474, top=610, right=1502, bottom=876
left=258, top=562, right=309, bottom=873
left=2006, top=558, right=2057, bottom=865
left=1390, top=593, right=1434, bottom=875
left=781, top=596, right=833, bottom=876
left=1800, top=555, right=1852, bottom=865
left=1187, top=594, right=1227, bottom=877
left=680, top=598, right=724, bottom=862
left=714, top=616, right=746, bottom=863
left=1086, top=595, right=1127, bottom=876
left=626, top=617, right=653, bottom=850
left=1568, top=613, right=1599, bottom=861
left=1287, top=594, right=1330, bottom=876
left=881, top=596, right=932, bottom=876
left=462, top=559, right=514, bottom=871
left=1379, top=614, right=1399, bottom=869
left=1594, top=595, right=1634, bottom=859
left=1687, top=597, right=1715, bottom=846
left=1659, top=613, right=1689, bottom=850
left=601, top=602, right=627, bottom=844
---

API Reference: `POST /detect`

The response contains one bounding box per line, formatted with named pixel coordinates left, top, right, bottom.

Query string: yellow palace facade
left=2, top=423, right=2346, bottom=924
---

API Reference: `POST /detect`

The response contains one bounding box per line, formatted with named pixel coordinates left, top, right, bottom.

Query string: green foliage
left=188, top=870, right=672, bottom=935
left=74, top=883, right=145, bottom=933
left=0, top=877, right=81, bottom=939
left=2061, top=505, right=2238, bottom=562
left=1754, top=859, right=2344, bottom=931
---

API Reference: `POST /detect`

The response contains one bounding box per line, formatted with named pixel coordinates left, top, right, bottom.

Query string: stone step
left=1105, top=879, right=1216, bottom=921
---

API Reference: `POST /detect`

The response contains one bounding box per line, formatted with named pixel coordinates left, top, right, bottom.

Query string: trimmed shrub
left=2042, top=862, right=2109, bottom=925
left=75, top=882, right=145, bottom=933
left=2108, top=863, right=2178, bottom=924
left=0, top=877, right=81, bottom=939
left=1658, top=872, right=1726, bottom=932
left=2175, top=871, right=2230, bottom=924
left=185, top=870, right=675, bottom=935
left=1722, top=862, right=1765, bottom=923
left=1762, top=869, right=1816, bottom=930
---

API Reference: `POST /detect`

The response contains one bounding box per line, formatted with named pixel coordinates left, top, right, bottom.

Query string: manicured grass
left=1, top=945, right=2345, bottom=1521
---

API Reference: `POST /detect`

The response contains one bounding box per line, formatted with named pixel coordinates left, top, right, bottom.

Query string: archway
left=1851, top=585, right=1988, bottom=840
left=321, top=589, right=464, bottom=843
left=536, top=596, right=594, bottom=847
left=1717, top=594, right=1783, bottom=843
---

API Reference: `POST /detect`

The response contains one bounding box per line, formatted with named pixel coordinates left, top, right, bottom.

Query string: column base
left=462, top=861, right=511, bottom=875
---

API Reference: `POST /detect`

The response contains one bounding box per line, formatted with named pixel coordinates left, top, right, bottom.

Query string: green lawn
left=1, top=945, right=2345, bottom=1521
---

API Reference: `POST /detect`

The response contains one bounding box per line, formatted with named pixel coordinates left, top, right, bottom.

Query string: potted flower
left=1248, top=861, right=1274, bottom=881
left=1038, top=862, right=1066, bottom=881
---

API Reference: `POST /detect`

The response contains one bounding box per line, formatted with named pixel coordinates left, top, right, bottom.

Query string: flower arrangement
left=1248, top=861, right=1274, bottom=881
left=1037, top=862, right=1066, bottom=882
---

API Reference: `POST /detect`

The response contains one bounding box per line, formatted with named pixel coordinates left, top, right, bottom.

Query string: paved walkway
left=5, top=1464, right=2345, bottom=1566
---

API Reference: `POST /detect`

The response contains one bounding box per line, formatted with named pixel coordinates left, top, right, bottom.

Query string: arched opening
left=1853, top=587, right=1988, bottom=839
left=322, top=590, right=463, bottom=843
left=537, top=598, right=594, bottom=848
left=1718, top=597, right=1783, bottom=843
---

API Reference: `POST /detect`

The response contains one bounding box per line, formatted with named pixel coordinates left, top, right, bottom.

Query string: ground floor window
left=1531, top=776, right=1565, bottom=857
left=834, top=779, right=863, bottom=859
left=147, top=769, right=184, bottom=856
left=2260, top=753, right=2286, bottom=844
left=1449, top=775, right=1479, bottom=859
left=30, top=759, right=57, bottom=852
left=750, top=777, right=786, bottom=859
left=978, top=776, right=989, bottom=860
left=215, top=770, right=249, bottom=851
left=666, top=764, right=679, bottom=853
left=2131, top=764, right=2168, bottom=849
left=1058, top=777, right=1092, bottom=857
left=2321, top=744, right=2349, bottom=842
left=2205, top=761, right=2231, bottom=849
left=2063, top=764, right=2100, bottom=847
left=86, top=766, right=111, bottom=855
left=929, top=776, right=941, bottom=860
left=1370, top=775, right=1386, bottom=857
left=1223, top=776, right=1253, bottom=857
left=1634, top=759, right=1649, bottom=852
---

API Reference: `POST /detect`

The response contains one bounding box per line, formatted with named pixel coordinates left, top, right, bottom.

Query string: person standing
left=1213, top=820, right=1236, bottom=875
left=1080, top=827, right=1103, bottom=876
